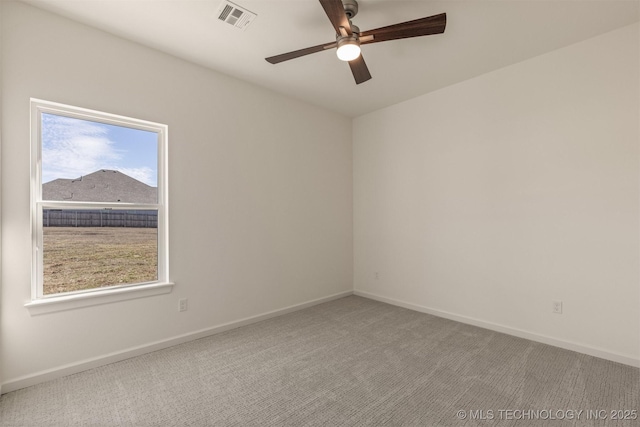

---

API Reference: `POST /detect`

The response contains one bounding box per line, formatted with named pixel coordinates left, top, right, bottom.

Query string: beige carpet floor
left=0, top=296, right=638, bottom=426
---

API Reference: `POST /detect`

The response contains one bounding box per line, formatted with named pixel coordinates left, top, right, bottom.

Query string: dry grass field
left=43, top=227, right=158, bottom=295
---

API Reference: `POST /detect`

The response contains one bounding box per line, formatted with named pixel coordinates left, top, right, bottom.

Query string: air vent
left=217, top=1, right=257, bottom=31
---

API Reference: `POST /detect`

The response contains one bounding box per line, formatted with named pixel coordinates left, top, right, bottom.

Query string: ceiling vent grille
left=216, top=1, right=257, bottom=31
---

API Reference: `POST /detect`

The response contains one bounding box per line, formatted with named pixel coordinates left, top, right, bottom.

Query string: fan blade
left=348, top=55, right=372, bottom=84
left=266, top=41, right=337, bottom=64
left=360, top=13, right=446, bottom=45
left=319, top=0, right=352, bottom=35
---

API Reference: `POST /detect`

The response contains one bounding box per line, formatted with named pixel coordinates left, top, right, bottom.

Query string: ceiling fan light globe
left=336, top=43, right=361, bottom=61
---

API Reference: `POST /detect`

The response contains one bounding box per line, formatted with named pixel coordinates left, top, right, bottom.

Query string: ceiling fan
left=265, top=0, right=446, bottom=85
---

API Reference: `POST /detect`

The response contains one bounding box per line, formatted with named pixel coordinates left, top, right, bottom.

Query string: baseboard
left=1, top=290, right=353, bottom=394
left=354, top=289, right=640, bottom=368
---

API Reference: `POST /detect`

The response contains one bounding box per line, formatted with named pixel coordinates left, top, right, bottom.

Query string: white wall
left=0, top=1, right=352, bottom=388
left=354, top=23, right=640, bottom=365
left=0, top=0, right=4, bottom=395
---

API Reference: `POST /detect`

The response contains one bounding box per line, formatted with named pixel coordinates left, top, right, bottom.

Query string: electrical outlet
left=179, top=298, right=188, bottom=312
left=552, top=300, right=562, bottom=314
left=374, top=272, right=379, bottom=280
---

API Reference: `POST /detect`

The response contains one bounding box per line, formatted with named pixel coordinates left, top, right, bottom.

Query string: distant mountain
left=43, top=169, right=157, bottom=203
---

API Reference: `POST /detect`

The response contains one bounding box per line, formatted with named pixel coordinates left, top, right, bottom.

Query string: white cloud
left=115, top=167, right=155, bottom=187
left=42, top=115, right=121, bottom=181
left=41, top=115, right=156, bottom=186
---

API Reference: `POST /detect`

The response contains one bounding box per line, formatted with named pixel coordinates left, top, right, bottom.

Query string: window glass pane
left=41, top=113, right=158, bottom=203
left=42, top=209, right=158, bottom=295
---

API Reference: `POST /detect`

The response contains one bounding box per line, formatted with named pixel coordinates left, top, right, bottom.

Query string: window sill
left=25, top=282, right=174, bottom=315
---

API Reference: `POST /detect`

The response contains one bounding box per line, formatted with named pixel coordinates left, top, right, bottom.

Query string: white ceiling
left=20, top=0, right=640, bottom=117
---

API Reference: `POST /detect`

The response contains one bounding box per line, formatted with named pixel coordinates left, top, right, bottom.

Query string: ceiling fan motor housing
left=337, top=34, right=359, bottom=49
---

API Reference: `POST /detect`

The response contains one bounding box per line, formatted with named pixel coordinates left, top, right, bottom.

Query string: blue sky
left=41, top=113, right=158, bottom=186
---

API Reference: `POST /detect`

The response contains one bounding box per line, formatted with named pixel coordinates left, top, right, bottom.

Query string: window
left=29, top=99, right=171, bottom=312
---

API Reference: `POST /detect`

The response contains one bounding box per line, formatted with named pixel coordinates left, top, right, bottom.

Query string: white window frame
left=26, top=99, right=173, bottom=315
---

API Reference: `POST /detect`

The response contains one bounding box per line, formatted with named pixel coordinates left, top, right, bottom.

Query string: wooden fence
left=43, top=209, right=158, bottom=228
